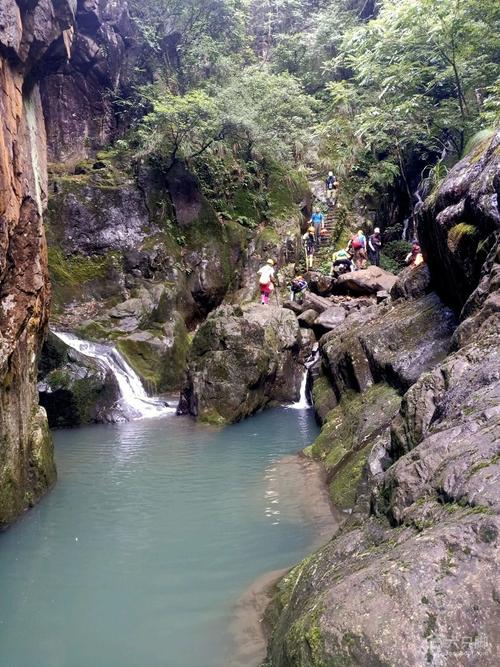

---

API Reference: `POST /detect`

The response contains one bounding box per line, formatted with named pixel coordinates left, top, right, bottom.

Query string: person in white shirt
left=257, top=259, right=276, bottom=305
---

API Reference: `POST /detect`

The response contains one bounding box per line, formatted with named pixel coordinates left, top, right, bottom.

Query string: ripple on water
left=0, top=408, right=334, bottom=667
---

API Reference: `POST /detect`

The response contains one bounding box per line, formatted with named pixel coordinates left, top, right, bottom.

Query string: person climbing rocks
left=309, top=207, right=324, bottom=245
left=368, top=227, right=382, bottom=267
left=405, top=241, right=424, bottom=267
left=348, top=229, right=367, bottom=270
left=330, top=248, right=354, bottom=276
left=325, top=171, right=338, bottom=207
left=257, top=258, right=276, bottom=305
left=302, top=226, right=316, bottom=269
left=290, top=275, right=308, bottom=302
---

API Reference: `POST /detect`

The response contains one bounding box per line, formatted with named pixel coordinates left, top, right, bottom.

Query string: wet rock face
left=40, top=0, right=133, bottom=163
left=178, top=305, right=304, bottom=424
left=0, top=1, right=76, bottom=527
left=38, top=332, right=122, bottom=426
left=419, top=130, right=500, bottom=312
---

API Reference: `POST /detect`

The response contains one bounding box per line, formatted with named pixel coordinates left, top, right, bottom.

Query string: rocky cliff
left=0, top=1, right=77, bottom=527
left=20, top=0, right=311, bottom=426
left=264, top=132, right=500, bottom=665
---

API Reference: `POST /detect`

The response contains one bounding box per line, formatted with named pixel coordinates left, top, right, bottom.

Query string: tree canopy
left=127, top=0, right=499, bottom=207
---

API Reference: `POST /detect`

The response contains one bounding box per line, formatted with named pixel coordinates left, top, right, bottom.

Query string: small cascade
left=401, top=217, right=410, bottom=241
left=53, top=331, right=173, bottom=420
left=289, top=349, right=320, bottom=410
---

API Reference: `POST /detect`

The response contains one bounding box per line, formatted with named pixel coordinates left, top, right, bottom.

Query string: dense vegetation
left=125, top=0, right=499, bottom=227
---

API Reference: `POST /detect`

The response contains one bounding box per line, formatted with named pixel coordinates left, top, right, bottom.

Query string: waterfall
left=401, top=218, right=410, bottom=241
left=288, top=371, right=310, bottom=410
left=288, top=349, right=320, bottom=410
left=53, top=331, right=173, bottom=420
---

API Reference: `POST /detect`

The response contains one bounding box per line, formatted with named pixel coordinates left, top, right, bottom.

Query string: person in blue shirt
left=309, top=207, right=324, bottom=245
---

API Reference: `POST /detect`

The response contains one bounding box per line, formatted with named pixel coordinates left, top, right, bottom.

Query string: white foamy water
left=289, top=369, right=310, bottom=409
left=53, top=331, right=173, bottom=420
left=288, top=349, right=319, bottom=410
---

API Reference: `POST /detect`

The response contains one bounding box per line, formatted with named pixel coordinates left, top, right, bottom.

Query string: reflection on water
left=0, top=409, right=320, bottom=667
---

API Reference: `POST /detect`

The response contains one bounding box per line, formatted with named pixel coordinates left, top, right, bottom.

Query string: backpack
left=351, top=235, right=363, bottom=249
left=305, top=235, right=315, bottom=252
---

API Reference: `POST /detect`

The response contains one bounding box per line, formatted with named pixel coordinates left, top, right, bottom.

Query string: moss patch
left=311, top=383, right=401, bottom=508
left=48, top=248, right=109, bottom=286
left=329, top=443, right=371, bottom=508
left=117, top=315, right=190, bottom=392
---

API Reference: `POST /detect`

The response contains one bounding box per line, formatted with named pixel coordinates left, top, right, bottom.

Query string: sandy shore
left=226, top=453, right=343, bottom=667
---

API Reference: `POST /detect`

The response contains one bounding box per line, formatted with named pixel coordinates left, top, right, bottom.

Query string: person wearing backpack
left=290, top=275, right=308, bottom=302
left=325, top=171, right=338, bottom=207
left=349, top=230, right=367, bottom=270
left=368, top=227, right=382, bottom=266
left=257, top=258, right=276, bottom=305
left=302, top=226, right=316, bottom=269
left=330, top=248, right=354, bottom=276
left=309, top=207, right=325, bottom=246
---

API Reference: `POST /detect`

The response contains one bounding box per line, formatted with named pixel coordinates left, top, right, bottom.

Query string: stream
left=0, top=406, right=331, bottom=667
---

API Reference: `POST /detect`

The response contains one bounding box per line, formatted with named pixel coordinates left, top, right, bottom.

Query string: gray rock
left=391, top=263, right=432, bottom=300
left=334, top=265, right=398, bottom=295
left=297, top=309, right=319, bottom=328
left=322, top=293, right=456, bottom=394
left=312, top=305, right=346, bottom=337
left=266, top=144, right=500, bottom=667
left=418, top=129, right=500, bottom=311
left=376, top=289, right=390, bottom=302
left=178, top=304, right=303, bottom=424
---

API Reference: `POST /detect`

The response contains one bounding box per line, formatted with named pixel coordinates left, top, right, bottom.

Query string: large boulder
left=419, top=130, right=500, bottom=312
left=177, top=304, right=304, bottom=424
left=312, top=305, right=346, bottom=337
left=333, top=265, right=398, bottom=295
left=321, top=293, right=456, bottom=395
left=304, top=271, right=334, bottom=296
left=391, top=262, right=432, bottom=300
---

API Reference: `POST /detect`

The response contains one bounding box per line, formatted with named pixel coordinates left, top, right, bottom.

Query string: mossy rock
left=329, top=443, right=371, bottom=509
left=311, top=383, right=401, bottom=508
left=116, top=314, right=190, bottom=392
left=267, top=163, right=309, bottom=218
left=230, top=187, right=260, bottom=222
left=198, top=407, right=228, bottom=426
left=0, top=407, right=56, bottom=529
left=312, top=375, right=338, bottom=424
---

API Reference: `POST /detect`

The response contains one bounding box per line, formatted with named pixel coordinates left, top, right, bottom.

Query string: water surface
left=0, top=408, right=322, bottom=667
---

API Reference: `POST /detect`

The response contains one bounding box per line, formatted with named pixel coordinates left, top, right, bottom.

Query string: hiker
left=367, top=227, right=382, bottom=266
left=348, top=230, right=367, bottom=270
left=325, top=171, right=338, bottom=206
left=330, top=248, right=354, bottom=276
left=405, top=241, right=424, bottom=267
left=309, top=207, right=324, bottom=245
left=290, top=275, right=307, bottom=302
left=257, top=258, right=275, bottom=305
left=302, top=226, right=316, bottom=269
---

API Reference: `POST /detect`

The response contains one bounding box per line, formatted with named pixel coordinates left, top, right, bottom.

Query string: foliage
left=136, top=67, right=314, bottom=170
left=127, top=0, right=498, bottom=225
left=128, top=0, right=248, bottom=88
left=380, top=240, right=412, bottom=273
